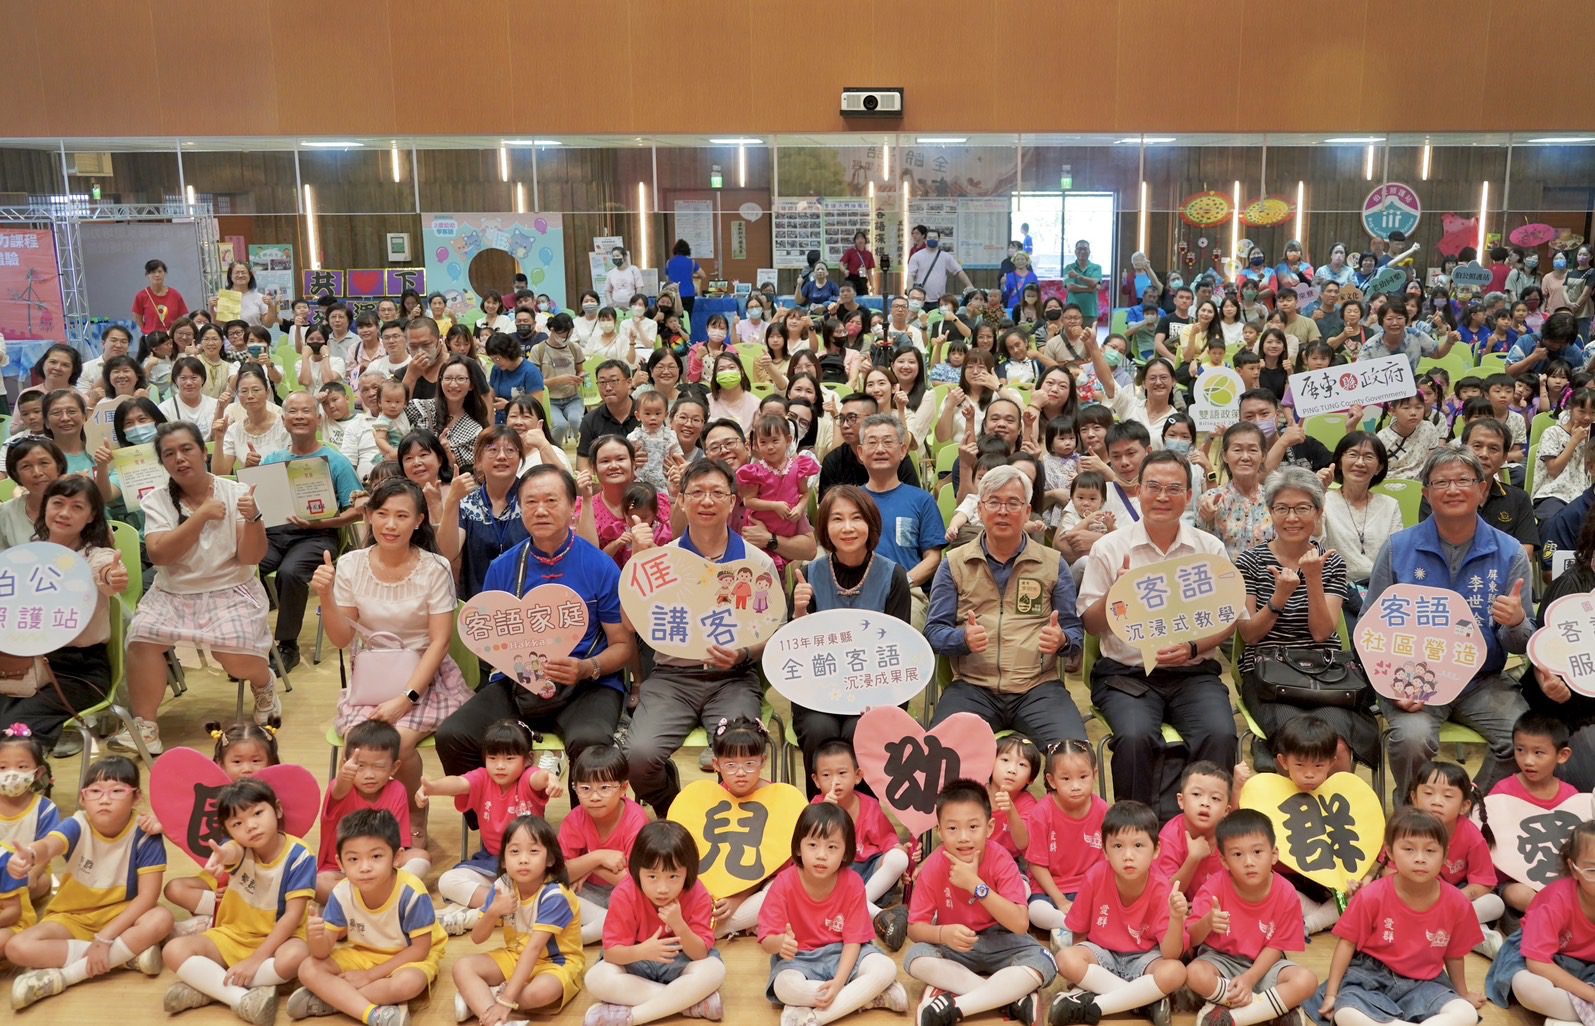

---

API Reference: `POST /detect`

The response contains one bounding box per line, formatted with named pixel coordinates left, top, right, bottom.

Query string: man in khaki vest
left=925, top=465, right=1085, bottom=749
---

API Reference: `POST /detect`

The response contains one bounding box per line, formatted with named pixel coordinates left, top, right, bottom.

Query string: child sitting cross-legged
left=810, top=738, right=913, bottom=951
left=558, top=744, right=651, bottom=946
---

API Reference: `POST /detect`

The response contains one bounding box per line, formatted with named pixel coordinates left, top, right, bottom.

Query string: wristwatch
left=972, top=882, right=990, bottom=900
left=404, top=689, right=421, bottom=704
left=1266, top=600, right=1286, bottom=616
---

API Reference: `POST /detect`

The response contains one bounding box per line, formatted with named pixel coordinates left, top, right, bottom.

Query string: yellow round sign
left=1239, top=771, right=1385, bottom=893
left=667, top=779, right=807, bottom=899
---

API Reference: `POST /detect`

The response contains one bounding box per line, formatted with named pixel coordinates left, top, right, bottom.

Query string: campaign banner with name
left=1288, top=354, right=1416, bottom=419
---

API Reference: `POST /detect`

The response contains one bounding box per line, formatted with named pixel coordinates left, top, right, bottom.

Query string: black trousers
left=260, top=525, right=339, bottom=648
left=0, top=644, right=110, bottom=749
left=435, top=678, right=623, bottom=779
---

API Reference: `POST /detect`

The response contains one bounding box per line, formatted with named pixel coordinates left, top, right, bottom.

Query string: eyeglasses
left=1342, top=451, right=1378, bottom=465
left=705, top=439, right=740, bottom=454
left=979, top=498, right=1029, bottom=513
left=860, top=440, right=898, bottom=452
left=1427, top=477, right=1482, bottom=492
left=1140, top=482, right=1188, bottom=497
left=718, top=759, right=763, bottom=776
left=684, top=489, right=732, bottom=502
left=1270, top=504, right=1317, bottom=520
left=838, top=413, right=862, bottom=423
left=574, top=783, right=622, bottom=798
left=81, top=785, right=133, bottom=801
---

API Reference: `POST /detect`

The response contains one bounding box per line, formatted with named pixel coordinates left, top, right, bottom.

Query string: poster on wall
left=248, top=244, right=294, bottom=302
left=956, top=197, right=1011, bottom=268
left=421, top=213, right=566, bottom=329
left=588, top=251, right=610, bottom=294
left=772, top=198, right=824, bottom=269
left=674, top=200, right=715, bottom=260
left=822, top=198, right=872, bottom=265
left=0, top=229, right=66, bottom=345
left=911, top=199, right=959, bottom=257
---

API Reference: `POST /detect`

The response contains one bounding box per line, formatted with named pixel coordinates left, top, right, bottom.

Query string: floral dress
left=1194, top=483, right=1274, bottom=560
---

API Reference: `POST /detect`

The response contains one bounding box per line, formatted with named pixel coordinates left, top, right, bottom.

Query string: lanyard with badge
left=1113, top=482, right=1140, bottom=522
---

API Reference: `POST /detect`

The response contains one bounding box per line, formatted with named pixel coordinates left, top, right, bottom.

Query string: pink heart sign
left=150, top=747, right=321, bottom=867
left=1483, top=791, right=1595, bottom=890
left=1353, top=584, right=1486, bottom=706
left=458, top=585, right=589, bottom=696
left=854, top=707, right=997, bottom=836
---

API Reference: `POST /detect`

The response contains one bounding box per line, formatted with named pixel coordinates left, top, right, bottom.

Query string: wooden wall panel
left=7, top=0, right=1591, bottom=137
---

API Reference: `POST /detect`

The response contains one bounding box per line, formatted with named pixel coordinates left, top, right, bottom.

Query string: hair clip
left=714, top=718, right=729, bottom=737
left=2, top=723, right=32, bottom=739
left=209, top=728, right=225, bottom=741
left=260, top=724, right=278, bottom=738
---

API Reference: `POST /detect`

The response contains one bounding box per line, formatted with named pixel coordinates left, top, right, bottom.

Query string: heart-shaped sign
left=1240, top=771, right=1384, bottom=893
left=151, top=747, right=321, bottom=867
left=458, top=585, right=589, bottom=696
left=1104, top=553, right=1246, bottom=673
left=1354, top=584, right=1486, bottom=707
left=1528, top=593, right=1595, bottom=696
left=1483, top=791, right=1595, bottom=890
left=761, top=608, right=934, bottom=715
left=855, top=707, right=997, bottom=836
left=0, top=542, right=99, bottom=657
left=619, top=547, right=787, bottom=661
left=667, top=778, right=806, bottom=899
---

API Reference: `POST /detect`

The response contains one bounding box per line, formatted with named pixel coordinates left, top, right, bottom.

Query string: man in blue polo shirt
left=435, top=464, right=634, bottom=779
left=860, top=413, right=943, bottom=630
left=258, top=391, right=364, bottom=681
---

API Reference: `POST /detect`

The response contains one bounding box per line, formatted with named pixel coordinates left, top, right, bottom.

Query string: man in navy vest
left=1366, top=448, right=1535, bottom=798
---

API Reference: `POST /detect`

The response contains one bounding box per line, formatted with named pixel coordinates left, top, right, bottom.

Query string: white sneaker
left=252, top=677, right=282, bottom=726
left=366, top=1005, right=410, bottom=1026
left=133, top=942, right=163, bottom=976
left=453, top=993, right=471, bottom=1023
left=236, top=986, right=278, bottom=1026
left=439, top=904, right=482, bottom=936
left=12, top=969, right=65, bottom=1010
left=163, top=981, right=214, bottom=1014
left=107, top=716, right=163, bottom=756
left=287, top=987, right=337, bottom=1019
left=1475, top=927, right=1505, bottom=959
left=869, top=983, right=909, bottom=1013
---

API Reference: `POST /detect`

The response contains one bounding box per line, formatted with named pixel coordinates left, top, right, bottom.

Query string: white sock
left=1512, top=971, right=1576, bottom=1019
left=1335, top=1010, right=1414, bottom=1026
left=178, top=956, right=249, bottom=1010
left=1090, top=972, right=1170, bottom=1016
left=1423, top=998, right=1478, bottom=1026
left=814, top=952, right=897, bottom=1025
left=1078, top=965, right=1127, bottom=997
left=61, top=938, right=136, bottom=986
left=952, top=966, right=1042, bottom=1018
left=438, top=867, right=491, bottom=908
left=1028, top=897, right=1066, bottom=930
left=865, top=849, right=909, bottom=904
left=774, top=971, right=824, bottom=1007
left=400, top=857, right=431, bottom=879
left=1472, top=893, right=1505, bottom=924
left=906, top=955, right=985, bottom=995
left=250, top=958, right=290, bottom=987
left=194, top=890, right=216, bottom=916
left=1229, top=987, right=1291, bottom=1026
left=586, top=961, right=665, bottom=1006
left=579, top=896, right=607, bottom=946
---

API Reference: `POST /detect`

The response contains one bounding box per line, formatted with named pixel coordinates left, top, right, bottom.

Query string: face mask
left=1251, top=255, right=1265, bottom=266
left=1243, top=289, right=1258, bottom=301
left=715, top=370, right=742, bottom=389
left=1526, top=256, right=1540, bottom=270
left=908, top=299, right=924, bottom=312
left=0, top=769, right=33, bottom=798
left=1164, top=437, right=1192, bottom=455
left=1256, top=418, right=1278, bottom=440
left=1104, top=350, right=1123, bottom=370
left=582, top=303, right=598, bottom=315
left=926, top=239, right=940, bottom=249
left=748, top=306, right=764, bottom=320
left=538, top=301, right=550, bottom=312
left=1554, top=257, right=1568, bottom=270
left=516, top=326, right=533, bottom=337
left=612, top=256, right=624, bottom=267
left=631, top=305, right=646, bottom=316
left=600, top=321, right=616, bottom=334
left=846, top=322, right=862, bottom=337
left=708, top=329, right=727, bottom=342
left=1045, top=308, right=1063, bottom=322
left=125, top=423, right=157, bottom=445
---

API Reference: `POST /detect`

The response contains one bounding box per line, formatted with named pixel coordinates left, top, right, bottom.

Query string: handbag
left=346, top=623, right=422, bottom=707
left=1246, top=644, right=1369, bottom=710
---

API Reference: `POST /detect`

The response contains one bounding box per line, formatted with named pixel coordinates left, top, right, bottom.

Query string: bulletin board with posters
left=821, top=198, right=872, bottom=265
left=772, top=198, right=824, bottom=269
left=421, top=213, right=567, bottom=327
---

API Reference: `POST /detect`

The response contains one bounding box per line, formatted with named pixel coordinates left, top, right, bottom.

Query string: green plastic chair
left=1373, top=479, right=1423, bottom=528
left=110, top=520, right=143, bottom=609
left=1529, top=411, right=1556, bottom=449
left=1081, top=635, right=1184, bottom=800
left=1302, top=413, right=1348, bottom=452
left=936, top=483, right=957, bottom=527
left=0, top=478, right=14, bottom=503
left=1476, top=353, right=1510, bottom=378
left=1525, top=441, right=1540, bottom=494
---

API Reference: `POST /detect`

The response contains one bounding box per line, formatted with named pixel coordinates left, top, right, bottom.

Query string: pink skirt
left=335, top=655, right=472, bottom=735
left=127, top=580, right=272, bottom=658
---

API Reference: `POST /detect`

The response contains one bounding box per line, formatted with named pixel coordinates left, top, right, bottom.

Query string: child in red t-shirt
left=1490, top=712, right=1577, bottom=915
left=416, top=719, right=562, bottom=935
left=558, top=744, right=650, bottom=947
left=1185, top=810, right=1316, bottom=1026
left=1156, top=761, right=1231, bottom=899
left=1025, top=740, right=1106, bottom=946
left=1497, top=820, right=1595, bottom=1022
left=316, top=720, right=429, bottom=901
left=810, top=739, right=912, bottom=951
left=904, top=779, right=1056, bottom=1026
left=988, top=736, right=1041, bottom=867
left=1402, top=761, right=1503, bottom=956
left=1050, top=801, right=1187, bottom=1026
left=1308, top=809, right=1483, bottom=1026
left=757, top=804, right=905, bottom=1026
left=583, top=820, right=725, bottom=1026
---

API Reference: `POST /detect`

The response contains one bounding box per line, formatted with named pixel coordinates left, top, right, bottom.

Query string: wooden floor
left=9, top=610, right=1537, bottom=1026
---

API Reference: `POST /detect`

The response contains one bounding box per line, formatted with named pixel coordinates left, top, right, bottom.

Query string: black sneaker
left=1047, top=993, right=1101, bottom=1026
left=1005, top=992, right=1037, bottom=1026
left=873, top=905, right=907, bottom=951
left=919, top=993, right=963, bottom=1026
left=1150, top=997, right=1172, bottom=1026
left=277, top=645, right=301, bottom=674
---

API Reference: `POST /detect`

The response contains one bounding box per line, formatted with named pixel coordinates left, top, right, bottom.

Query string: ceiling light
left=915, top=136, right=966, bottom=144
left=1324, top=136, right=1384, bottom=144
left=1116, top=136, right=1175, bottom=144
left=1527, top=136, right=1595, bottom=144
left=710, top=137, right=762, bottom=145
left=300, top=140, right=363, bottom=148
left=532, top=139, right=562, bottom=146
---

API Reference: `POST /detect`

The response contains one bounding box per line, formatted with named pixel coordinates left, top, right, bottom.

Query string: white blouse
left=331, top=548, right=456, bottom=651
left=1319, top=490, right=1404, bottom=583
left=143, top=476, right=258, bottom=593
